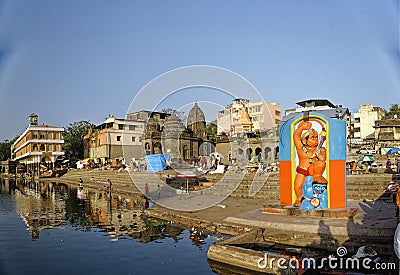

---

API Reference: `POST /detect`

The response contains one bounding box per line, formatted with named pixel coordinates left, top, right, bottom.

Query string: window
left=117, top=136, right=121, bottom=141
left=275, top=110, right=281, bottom=116
left=32, top=133, right=38, bottom=139
left=132, top=136, right=136, bottom=142
left=40, top=144, right=45, bottom=151
left=48, top=144, right=52, bottom=151
left=381, top=127, right=393, bottom=133
left=54, top=133, right=59, bottom=139
left=39, top=132, right=45, bottom=139
left=118, top=124, right=124, bottom=130
left=129, top=125, right=136, bottom=131
left=252, top=106, right=261, bottom=113
left=33, top=144, right=38, bottom=151
left=55, top=144, right=59, bottom=151
left=48, top=132, right=53, bottom=139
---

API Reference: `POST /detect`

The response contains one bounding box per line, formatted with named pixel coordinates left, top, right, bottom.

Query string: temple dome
left=187, top=103, right=205, bottom=126
left=187, top=103, right=206, bottom=139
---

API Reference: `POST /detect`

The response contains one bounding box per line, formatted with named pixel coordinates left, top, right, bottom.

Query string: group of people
left=194, top=155, right=224, bottom=173
left=346, top=157, right=400, bottom=175
left=192, top=153, right=277, bottom=175
left=144, top=182, right=161, bottom=200
left=386, top=158, right=400, bottom=173
left=130, top=160, right=147, bottom=172
left=348, top=161, right=370, bottom=174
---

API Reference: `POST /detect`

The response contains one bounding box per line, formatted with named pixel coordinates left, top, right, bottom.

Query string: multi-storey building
left=83, top=115, right=146, bottom=164
left=352, top=104, right=385, bottom=141
left=217, top=98, right=281, bottom=137
left=11, top=114, right=64, bottom=174
left=374, top=115, right=400, bottom=153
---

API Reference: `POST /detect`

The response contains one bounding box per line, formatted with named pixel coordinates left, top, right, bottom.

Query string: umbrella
left=250, top=156, right=259, bottom=163
left=370, top=162, right=378, bottom=167
left=357, top=155, right=375, bottom=162
left=386, top=148, right=400, bottom=155
left=176, top=172, right=198, bottom=194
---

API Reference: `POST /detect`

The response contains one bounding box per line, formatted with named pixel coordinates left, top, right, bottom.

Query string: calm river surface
left=0, top=178, right=224, bottom=275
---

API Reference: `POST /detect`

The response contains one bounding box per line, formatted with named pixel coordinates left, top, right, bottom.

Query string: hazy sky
left=0, top=0, right=399, bottom=141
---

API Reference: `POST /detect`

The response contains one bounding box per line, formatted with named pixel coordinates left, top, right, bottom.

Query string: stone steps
left=58, top=169, right=398, bottom=201
left=59, top=170, right=134, bottom=188
left=348, top=181, right=393, bottom=186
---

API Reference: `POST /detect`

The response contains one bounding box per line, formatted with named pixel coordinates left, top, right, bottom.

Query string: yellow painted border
left=290, top=114, right=330, bottom=208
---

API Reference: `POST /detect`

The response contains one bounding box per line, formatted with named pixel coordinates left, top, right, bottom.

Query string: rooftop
left=295, top=99, right=336, bottom=108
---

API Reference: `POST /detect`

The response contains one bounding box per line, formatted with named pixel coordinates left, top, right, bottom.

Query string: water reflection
left=0, top=178, right=227, bottom=274
left=0, top=178, right=199, bottom=245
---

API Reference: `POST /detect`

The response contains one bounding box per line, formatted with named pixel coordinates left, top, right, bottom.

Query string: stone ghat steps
left=348, top=193, right=393, bottom=201
left=346, top=174, right=396, bottom=201
left=347, top=174, right=399, bottom=185
left=198, top=172, right=280, bottom=199
left=59, top=169, right=281, bottom=199
left=58, top=169, right=398, bottom=201
left=59, top=170, right=134, bottom=187
left=347, top=185, right=387, bottom=192
left=347, top=191, right=392, bottom=202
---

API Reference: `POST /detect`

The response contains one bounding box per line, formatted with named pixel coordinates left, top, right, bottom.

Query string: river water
left=0, top=178, right=224, bottom=275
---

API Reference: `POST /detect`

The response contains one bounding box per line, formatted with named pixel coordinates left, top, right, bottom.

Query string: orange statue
left=293, top=120, right=327, bottom=207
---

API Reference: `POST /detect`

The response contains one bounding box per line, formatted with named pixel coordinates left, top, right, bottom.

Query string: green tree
left=161, top=108, right=175, bottom=114
left=161, top=108, right=187, bottom=125
left=205, top=120, right=217, bottom=135
left=63, top=121, right=94, bottom=160
left=386, top=104, right=400, bottom=118
left=0, top=136, right=19, bottom=161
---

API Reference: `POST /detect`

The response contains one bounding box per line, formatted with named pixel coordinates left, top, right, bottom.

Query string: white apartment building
left=83, top=115, right=146, bottom=163
left=352, top=104, right=385, bottom=140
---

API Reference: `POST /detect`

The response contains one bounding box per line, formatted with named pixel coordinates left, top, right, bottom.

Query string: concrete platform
left=262, top=204, right=358, bottom=218
left=225, top=201, right=397, bottom=237
left=209, top=201, right=399, bottom=274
